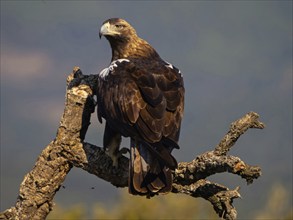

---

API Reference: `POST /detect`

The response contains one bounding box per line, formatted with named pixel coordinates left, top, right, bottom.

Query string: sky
left=1, top=1, right=292, bottom=219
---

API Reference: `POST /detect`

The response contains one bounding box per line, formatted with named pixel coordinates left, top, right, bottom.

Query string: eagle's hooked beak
left=99, top=21, right=120, bottom=39
left=99, top=22, right=109, bottom=39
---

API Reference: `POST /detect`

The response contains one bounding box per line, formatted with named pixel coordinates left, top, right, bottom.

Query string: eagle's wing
left=97, top=59, right=184, bottom=196
left=97, top=59, right=184, bottom=145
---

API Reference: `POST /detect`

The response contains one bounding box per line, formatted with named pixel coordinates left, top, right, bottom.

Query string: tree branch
left=0, top=67, right=264, bottom=220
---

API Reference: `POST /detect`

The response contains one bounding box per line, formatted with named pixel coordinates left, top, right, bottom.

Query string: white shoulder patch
left=99, top=59, right=130, bottom=79
left=165, top=61, right=174, bottom=69
left=164, top=60, right=183, bottom=76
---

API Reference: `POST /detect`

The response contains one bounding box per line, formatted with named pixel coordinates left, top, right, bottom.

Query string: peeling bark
left=0, top=67, right=264, bottom=220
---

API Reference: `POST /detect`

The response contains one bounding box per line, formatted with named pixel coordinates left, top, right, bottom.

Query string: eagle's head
left=99, top=18, right=159, bottom=60
left=99, top=18, right=137, bottom=41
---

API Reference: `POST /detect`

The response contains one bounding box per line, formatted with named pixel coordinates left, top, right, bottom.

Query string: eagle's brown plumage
left=97, top=18, right=184, bottom=197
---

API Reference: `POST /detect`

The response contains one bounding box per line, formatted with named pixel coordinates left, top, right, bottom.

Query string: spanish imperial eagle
left=97, top=18, right=184, bottom=197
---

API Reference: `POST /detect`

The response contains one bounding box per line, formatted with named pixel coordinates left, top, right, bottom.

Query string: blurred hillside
left=48, top=191, right=218, bottom=219
left=47, top=184, right=292, bottom=219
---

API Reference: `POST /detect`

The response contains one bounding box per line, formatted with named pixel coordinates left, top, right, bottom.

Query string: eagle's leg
left=103, top=122, right=125, bottom=167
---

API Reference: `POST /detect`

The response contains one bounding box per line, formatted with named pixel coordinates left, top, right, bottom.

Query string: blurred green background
left=1, top=1, right=292, bottom=219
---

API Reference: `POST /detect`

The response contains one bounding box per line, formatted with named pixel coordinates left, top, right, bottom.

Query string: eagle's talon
left=105, top=149, right=119, bottom=168
left=105, top=147, right=129, bottom=168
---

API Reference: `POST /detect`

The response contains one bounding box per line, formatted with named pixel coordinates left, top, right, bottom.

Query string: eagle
left=97, top=18, right=184, bottom=197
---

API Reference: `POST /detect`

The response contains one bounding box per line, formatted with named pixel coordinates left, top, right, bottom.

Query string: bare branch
left=214, top=111, right=265, bottom=156
left=0, top=68, right=264, bottom=220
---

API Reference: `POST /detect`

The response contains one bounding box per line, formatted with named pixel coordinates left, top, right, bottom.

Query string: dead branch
left=0, top=67, right=264, bottom=220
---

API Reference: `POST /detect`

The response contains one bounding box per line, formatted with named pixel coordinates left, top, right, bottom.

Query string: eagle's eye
left=114, top=24, right=125, bottom=29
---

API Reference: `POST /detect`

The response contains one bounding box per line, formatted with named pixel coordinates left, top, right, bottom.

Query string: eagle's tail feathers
left=129, top=140, right=173, bottom=197
left=132, top=146, right=148, bottom=194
